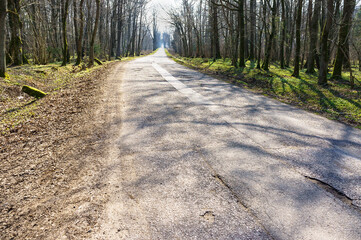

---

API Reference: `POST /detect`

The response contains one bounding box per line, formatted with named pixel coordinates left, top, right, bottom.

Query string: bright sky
left=148, top=0, right=180, bottom=32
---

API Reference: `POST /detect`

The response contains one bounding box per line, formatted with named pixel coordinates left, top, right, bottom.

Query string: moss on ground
left=166, top=50, right=361, bottom=128
left=1, top=52, right=157, bottom=135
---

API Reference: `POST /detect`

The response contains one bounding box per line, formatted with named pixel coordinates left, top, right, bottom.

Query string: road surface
left=92, top=48, right=361, bottom=240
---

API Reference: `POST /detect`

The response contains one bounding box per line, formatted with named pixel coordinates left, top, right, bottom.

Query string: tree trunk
left=262, top=0, right=277, bottom=71
left=61, top=0, right=70, bottom=66
left=116, top=0, right=123, bottom=58
left=332, top=0, right=356, bottom=78
left=8, top=0, right=23, bottom=66
left=89, top=0, right=100, bottom=66
left=306, top=0, right=321, bottom=73
left=280, top=0, right=286, bottom=69
left=318, top=0, right=334, bottom=85
left=292, top=0, right=303, bottom=77
left=238, top=0, right=245, bottom=67
left=75, top=0, right=85, bottom=65
left=0, top=0, right=6, bottom=77
left=210, top=0, right=221, bottom=59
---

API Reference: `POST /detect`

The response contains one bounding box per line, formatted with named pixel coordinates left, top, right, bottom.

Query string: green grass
left=166, top=50, right=361, bottom=128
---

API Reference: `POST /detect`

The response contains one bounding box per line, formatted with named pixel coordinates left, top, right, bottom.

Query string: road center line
left=152, top=62, right=215, bottom=107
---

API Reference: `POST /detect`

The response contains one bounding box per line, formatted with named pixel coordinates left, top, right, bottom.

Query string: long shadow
left=328, top=88, right=361, bottom=110
left=2, top=100, right=37, bottom=116
left=269, top=71, right=342, bottom=113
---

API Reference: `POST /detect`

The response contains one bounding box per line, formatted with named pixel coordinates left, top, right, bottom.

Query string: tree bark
left=262, top=0, right=277, bottom=71
left=280, top=0, right=286, bottom=69
left=332, top=0, right=356, bottom=78
left=74, top=0, right=85, bottom=65
left=89, top=0, right=100, bottom=66
left=292, top=0, right=303, bottom=77
left=210, top=0, right=221, bottom=59
left=306, top=0, right=321, bottom=73
left=61, top=0, right=70, bottom=66
left=116, top=0, right=123, bottom=58
left=0, top=0, right=7, bottom=77
left=238, top=0, right=245, bottom=67
left=318, top=0, right=334, bottom=85
left=8, top=0, right=23, bottom=66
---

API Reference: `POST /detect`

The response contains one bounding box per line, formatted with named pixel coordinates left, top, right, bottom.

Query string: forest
left=0, top=0, right=360, bottom=85
left=168, top=0, right=361, bottom=86
left=0, top=0, right=161, bottom=78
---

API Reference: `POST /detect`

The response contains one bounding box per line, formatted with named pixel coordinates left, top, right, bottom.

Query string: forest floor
left=166, top=50, right=361, bottom=129
left=0, top=54, right=147, bottom=239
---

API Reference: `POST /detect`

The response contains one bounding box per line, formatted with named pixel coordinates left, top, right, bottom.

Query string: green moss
left=22, top=85, right=47, bottom=98
left=166, top=51, right=361, bottom=128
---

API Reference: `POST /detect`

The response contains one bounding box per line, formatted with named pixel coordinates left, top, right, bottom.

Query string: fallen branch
left=94, top=58, right=103, bottom=65
left=22, top=85, right=47, bottom=98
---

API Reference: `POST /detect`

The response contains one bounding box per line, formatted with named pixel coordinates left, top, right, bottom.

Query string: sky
left=148, top=0, right=180, bottom=32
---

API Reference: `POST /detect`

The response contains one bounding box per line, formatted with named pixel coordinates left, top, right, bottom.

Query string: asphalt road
left=92, top=48, right=361, bottom=240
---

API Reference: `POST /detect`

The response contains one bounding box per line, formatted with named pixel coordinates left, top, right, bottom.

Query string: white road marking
left=152, top=62, right=361, bottom=165
left=152, top=63, right=214, bottom=106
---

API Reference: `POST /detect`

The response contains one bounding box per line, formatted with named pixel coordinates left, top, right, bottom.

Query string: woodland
left=168, top=0, right=361, bottom=85
left=0, top=0, right=161, bottom=78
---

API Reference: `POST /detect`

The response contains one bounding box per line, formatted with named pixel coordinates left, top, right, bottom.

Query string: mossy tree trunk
left=8, top=0, right=23, bottom=66
left=0, top=0, right=7, bottom=77
left=318, top=0, right=334, bottom=85
left=89, top=0, right=100, bottom=66
left=61, top=0, right=70, bottom=66
left=332, top=0, right=356, bottom=79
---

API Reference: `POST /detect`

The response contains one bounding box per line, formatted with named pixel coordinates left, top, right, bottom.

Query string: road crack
left=304, top=176, right=360, bottom=212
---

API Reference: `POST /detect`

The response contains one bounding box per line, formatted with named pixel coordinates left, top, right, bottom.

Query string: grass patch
left=166, top=50, right=361, bottom=128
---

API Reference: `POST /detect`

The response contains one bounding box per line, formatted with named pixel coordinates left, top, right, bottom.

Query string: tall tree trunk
left=109, top=2, right=117, bottom=59
left=257, top=0, right=264, bottom=69
left=0, top=0, right=7, bottom=77
left=8, top=0, right=23, bottom=66
left=116, top=0, right=123, bottom=58
left=262, top=0, right=277, bottom=71
left=210, top=0, right=221, bottom=59
left=152, top=11, right=158, bottom=51
left=238, top=0, right=245, bottom=67
left=332, top=0, right=356, bottom=78
left=136, top=7, right=143, bottom=56
left=75, top=0, right=85, bottom=65
left=318, top=0, right=334, bottom=85
left=292, top=0, right=303, bottom=77
left=61, top=0, right=70, bottom=66
left=306, top=0, right=321, bottom=73
left=89, top=0, right=100, bottom=66
left=280, top=0, right=286, bottom=69
left=286, top=0, right=297, bottom=67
